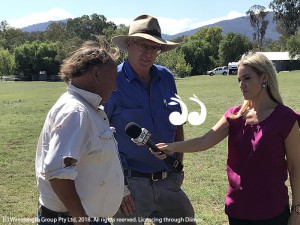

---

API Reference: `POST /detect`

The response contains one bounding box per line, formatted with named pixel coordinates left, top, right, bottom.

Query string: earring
left=262, top=83, right=266, bottom=88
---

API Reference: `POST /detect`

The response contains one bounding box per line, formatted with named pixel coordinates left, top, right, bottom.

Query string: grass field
left=0, top=72, right=299, bottom=225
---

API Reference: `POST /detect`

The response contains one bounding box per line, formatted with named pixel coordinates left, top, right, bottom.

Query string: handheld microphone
left=125, top=122, right=183, bottom=173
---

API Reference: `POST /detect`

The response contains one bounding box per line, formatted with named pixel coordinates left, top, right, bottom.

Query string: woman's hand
left=149, top=143, right=176, bottom=159
left=156, top=143, right=176, bottom=153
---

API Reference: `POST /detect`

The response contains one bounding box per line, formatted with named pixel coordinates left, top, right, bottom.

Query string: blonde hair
left=231, top=52, right=283, bottom=119
left=60, top=37, right=119, bottom=83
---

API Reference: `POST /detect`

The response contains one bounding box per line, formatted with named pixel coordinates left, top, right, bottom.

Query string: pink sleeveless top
left=224, top=104, right=298, bottom=220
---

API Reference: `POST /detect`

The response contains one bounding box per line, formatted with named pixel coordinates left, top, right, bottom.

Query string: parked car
left=207, top=66, right=228, bottom=76
left=1, top=76, right=21, bottom=81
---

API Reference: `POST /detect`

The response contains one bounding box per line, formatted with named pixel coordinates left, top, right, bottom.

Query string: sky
left=0, top=0, right=273, bottom=35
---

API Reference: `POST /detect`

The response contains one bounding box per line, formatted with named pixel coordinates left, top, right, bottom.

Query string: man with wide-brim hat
left=112, top=14, right=178, bottom=53
left=104, top=14, right=195, bottom=225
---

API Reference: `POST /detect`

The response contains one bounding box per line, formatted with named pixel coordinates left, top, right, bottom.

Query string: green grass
left=0, top=72, right=299, bottom=225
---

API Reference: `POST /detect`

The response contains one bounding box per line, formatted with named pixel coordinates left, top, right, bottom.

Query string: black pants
left=228, top=206, right=290, bottom=225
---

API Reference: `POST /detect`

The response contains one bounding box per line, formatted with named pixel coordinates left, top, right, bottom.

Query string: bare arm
left=49, top=178, right=89, bottom=225
left=157, top=116, right=229, bottom=153
left=174, top=124, right=184, bottom=162
left=49, top=158, right=88, bottom=225
left=285, top=121, right=300, bottom=225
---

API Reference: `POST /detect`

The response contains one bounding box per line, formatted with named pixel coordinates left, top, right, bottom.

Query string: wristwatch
left=291, top=204, right=300, bottom=214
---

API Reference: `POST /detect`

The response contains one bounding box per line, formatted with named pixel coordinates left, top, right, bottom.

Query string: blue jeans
left=113, top=172, right=195, bottom=225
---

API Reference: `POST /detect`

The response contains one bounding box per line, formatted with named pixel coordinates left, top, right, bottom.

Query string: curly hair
left=59, top=38, right=119, bottom=83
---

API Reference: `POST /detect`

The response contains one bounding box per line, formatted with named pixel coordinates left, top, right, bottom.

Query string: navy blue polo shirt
left=104, top=60, right=181, bottom=173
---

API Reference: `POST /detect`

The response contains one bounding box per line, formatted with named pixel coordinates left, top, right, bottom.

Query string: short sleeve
left=224, top=106, right=241, bottom=122
left=279, top=106, right=299, bottom=139
left=43, top=110, right=90, bottom=180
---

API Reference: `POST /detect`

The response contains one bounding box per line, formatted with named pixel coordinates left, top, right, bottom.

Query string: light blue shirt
left=104, top=60, right=181, bottom=173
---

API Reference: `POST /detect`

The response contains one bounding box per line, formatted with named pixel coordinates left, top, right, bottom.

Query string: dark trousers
left=228, top=206, right=290, bottom=225
left=37, top=204, right=111, bottom=225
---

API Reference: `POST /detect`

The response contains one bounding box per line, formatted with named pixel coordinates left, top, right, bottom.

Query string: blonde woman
left=154, top=52, right=300, bottom=225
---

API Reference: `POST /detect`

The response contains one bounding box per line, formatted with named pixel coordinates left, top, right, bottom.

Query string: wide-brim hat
left=112, top=15, right=179, bottom=53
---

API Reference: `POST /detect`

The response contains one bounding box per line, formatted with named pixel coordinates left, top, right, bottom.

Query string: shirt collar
left=123, top=60, right=162, bottom=82
left=67, top=84, right=102, bottom=109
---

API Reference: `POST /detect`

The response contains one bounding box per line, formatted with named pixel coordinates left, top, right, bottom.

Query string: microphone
left=125, top=122, right=183, bottom=173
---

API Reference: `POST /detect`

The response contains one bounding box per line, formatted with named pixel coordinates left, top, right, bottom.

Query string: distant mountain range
left=162, top=12, right=278, bottom=41
left=21, top=12, right=279, bottom=41
left=21, top=19, right=68, bottom=33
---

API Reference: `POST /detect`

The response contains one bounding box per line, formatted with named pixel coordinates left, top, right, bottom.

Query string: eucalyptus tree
left=43, top=21, right=71, bottom=42
left=219, top=32, right=253, bottom=65
left=180, top=27, right=223, bottom=74
left=14, top=41, right=59, bottom=76
left=0, top=47, right=15, bottom=76
left=156, top=49, right=191, bottom=77
left=66, top=14, right=117, bottom=41
left=286, top=30, right=300, bottom=59
left=269, top=0, right=300, bottom=38
left=103, top=24, right=129, bottom=64
left=0, top=20, right=30, bottom=51
left=246, top=5, right=269, bottom=51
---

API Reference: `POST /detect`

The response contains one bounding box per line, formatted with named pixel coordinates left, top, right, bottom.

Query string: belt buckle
left=151, top=172, right=168, bottom=182
left=151, top=173, right=159, bottom=182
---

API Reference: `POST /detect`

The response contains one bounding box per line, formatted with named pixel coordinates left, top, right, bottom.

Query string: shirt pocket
left=161, top=101, right=180, bottom=130
left=93, top=127, right=118, bottom=157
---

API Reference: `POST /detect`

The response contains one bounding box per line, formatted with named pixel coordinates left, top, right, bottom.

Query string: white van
left=207, top=66, right=228, bottom=76
left=228, top=62, right=238, bottom=75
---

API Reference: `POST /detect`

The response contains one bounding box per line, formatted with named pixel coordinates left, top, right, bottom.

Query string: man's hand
left=149, top=148, right=167, bottom=160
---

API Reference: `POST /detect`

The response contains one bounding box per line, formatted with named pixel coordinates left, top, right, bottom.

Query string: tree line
left=0, top=0, right=299, bottom=78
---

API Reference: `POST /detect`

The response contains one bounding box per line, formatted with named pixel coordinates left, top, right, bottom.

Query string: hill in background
left=21, top=19, right=68, bottom=32
left=22, top=12, right=279, bottom=41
